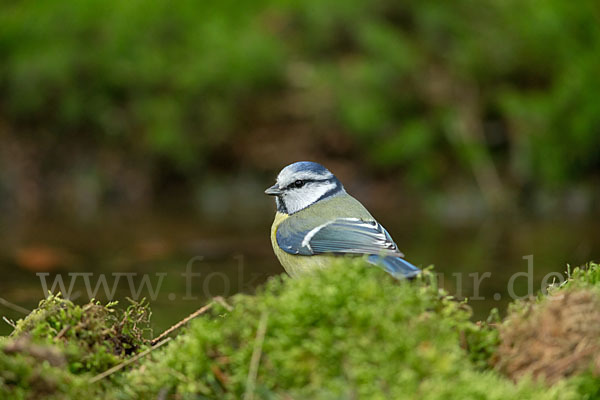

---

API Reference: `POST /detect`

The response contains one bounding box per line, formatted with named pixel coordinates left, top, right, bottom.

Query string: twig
left=157, top=388, right=169, bottom=400
left=89, top=337, right=171, bottom=384
left=2, top=316, right=16, bottom=329
left=0, top=297, right=30, bottom=314
left=211, top=364, right=229, bottom=387
left=243, top=310, right=269, bottom=400
left=55, top=325, right=70, bottom=340
left=151, top=302, right=214, bottom=345
left=214, top=296, right=233, bottom=312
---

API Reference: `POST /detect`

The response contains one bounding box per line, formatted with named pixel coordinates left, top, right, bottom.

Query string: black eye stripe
left=288, top=180, right=305, bottom=189
left=286, top=178, right=332, bottom=189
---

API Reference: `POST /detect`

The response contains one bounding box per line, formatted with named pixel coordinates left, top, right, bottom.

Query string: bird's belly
left=270, top=211, right=336, bottom=277
left=275, top=251, right=335, bottom=278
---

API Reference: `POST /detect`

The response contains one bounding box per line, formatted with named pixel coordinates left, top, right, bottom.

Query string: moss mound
left=496, top=263, right=600, bottom=393
left=117, top=260, right=563, bottom=399
left=4, top=261, right=600, bottom=399
left=0, top=337, right=91, bottom=400
left=498, top=289, right=600, bottom=384
left=10, top=294, right=151, bottom=374
left=0, top=294, right=151, bottom=399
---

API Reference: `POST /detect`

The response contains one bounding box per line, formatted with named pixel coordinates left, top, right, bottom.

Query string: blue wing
left=277, top=217, right=420, bottom=279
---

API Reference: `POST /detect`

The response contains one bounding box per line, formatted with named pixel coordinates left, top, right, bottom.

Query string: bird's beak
left=264, top=184, right=283, bottom=196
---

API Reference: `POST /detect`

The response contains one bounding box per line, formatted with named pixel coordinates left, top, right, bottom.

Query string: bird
left=265, top=161, right=420, bottom=279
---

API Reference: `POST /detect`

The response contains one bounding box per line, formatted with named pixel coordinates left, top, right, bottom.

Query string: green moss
left=553, top=262, right=600, bottom=292
left=463, top=307, right=501, bottom=370
left=117, top=260, right=568, bottom=399
left=10, top=294, right=151, bottom=374
left=4, top=261, right=600, bottom=398
left=0, top=338, right=92, bottom=400
left=567, top=372, right=600, bottom=400
left=0, top=294, right=151, bottom=399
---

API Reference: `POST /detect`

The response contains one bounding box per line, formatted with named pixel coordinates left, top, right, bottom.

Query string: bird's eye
left=294, top=180, right=304, bottom=188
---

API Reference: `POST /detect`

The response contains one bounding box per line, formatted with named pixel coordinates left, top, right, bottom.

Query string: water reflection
left=0, top=208, right=598, bottom=336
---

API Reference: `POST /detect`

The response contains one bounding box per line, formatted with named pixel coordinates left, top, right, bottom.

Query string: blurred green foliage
left=284, top=0, right=600, bottom=188
left=0, top=0, right=283, bottom=171
left=0, top=0, right=598, bottom=191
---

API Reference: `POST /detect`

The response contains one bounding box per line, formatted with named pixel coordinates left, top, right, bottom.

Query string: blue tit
left=265, top=161, right=420, bottom=279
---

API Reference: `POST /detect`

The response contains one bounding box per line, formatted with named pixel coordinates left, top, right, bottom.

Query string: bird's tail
left=367, top=255, right=421, bottom=280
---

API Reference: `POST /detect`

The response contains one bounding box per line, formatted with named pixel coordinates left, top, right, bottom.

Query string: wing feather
left=277, top=217, right=404, bottom=257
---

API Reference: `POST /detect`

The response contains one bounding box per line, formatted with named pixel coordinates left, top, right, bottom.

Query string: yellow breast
left=270, top=212, right=333, bottom=277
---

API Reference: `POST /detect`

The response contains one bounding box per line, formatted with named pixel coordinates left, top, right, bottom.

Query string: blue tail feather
left=366, top=255, right=421, bottom=280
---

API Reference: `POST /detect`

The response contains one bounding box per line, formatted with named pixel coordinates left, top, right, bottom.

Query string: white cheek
left=307, top=182, right=336, bottom=202
left=283, top=182, right=337, bottom=214
left=281, top=193, right=305, bottom=215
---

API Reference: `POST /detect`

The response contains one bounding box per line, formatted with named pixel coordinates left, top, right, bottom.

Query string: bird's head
left=265, top=161, right=345, bottom=215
